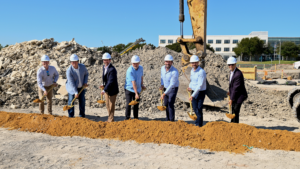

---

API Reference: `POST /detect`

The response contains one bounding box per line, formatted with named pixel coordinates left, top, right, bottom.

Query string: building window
left=232, top=47, right=236, bottom=51
left=160, top=40, right=166, bottom=44
left=216, top=40, right=222, bottom=44
left=233, top=40, right=238, bottom=44
left=208, top=40, right=213, bottom=44
left=224, top=40, right=230, bottom=44
left=216, top=47, right=221, bottom=52
left=168, top=40, right=173, bottom=44
left=224, top=48, right=230, bottom=52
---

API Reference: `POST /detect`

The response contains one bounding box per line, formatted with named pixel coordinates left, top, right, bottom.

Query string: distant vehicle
left=293, top=61, right=300, bottom=69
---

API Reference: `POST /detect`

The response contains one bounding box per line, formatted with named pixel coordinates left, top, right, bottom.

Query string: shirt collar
left=131, top=65, right=140, bottom=71
left=231, top=67, right=236, bottom=74
left=193, top=66, right=200, bottom=72
left=104, top=63, right=110, bottom=69
left=165, top=65, right=173, bottom=72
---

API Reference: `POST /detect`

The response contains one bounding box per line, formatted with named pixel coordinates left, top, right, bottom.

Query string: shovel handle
left=70, top=87, right=86, bottom=106
left=40, top=85, right=55, bottom=100
left=187, top=90, right=193, bottom=113
left=159, top=89, right=164, bottom=106
left=228, top=95, right=232, bottom=114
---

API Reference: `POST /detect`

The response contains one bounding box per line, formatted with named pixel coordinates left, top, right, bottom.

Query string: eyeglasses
left=228, top=64, right=235, bottom=66
left=46, top=71, right=50, bottom=76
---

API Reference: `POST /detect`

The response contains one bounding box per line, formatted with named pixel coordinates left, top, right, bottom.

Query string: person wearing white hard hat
left=36, top=55, right=59, bottom=115
left=187, top=55, right=207, bottom=127
left=124, top=55, right=146, bottom=120
left=100, top=53, right=119, bottom=122
left=227, top=56, right=248, bottom=123
left=66, top=54, right=89, bottom=118
left=160, top=54, right=179, bottom=121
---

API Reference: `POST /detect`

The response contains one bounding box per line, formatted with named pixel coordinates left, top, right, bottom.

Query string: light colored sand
left=0, top=105, right=300, bottom=168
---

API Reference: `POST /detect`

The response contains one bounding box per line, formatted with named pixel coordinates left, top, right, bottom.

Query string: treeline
left=234, top=37, right=300, bottom=60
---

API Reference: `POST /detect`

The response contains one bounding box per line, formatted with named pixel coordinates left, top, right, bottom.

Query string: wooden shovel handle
left=187, top=90, right=193, bottom=112
left=40, top=85, right=55, bottom=100
left=70, top=87, right=86, bottom=106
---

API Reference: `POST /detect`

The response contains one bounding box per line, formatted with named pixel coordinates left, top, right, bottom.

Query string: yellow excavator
left=176, top=0, right=227, bottom=109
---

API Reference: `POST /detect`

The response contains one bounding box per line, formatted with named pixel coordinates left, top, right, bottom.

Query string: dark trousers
left=192, top=90, right=206, bottom=127
left=164, top=87, right=178, bottom=121
left=125, top=89, right=140, bottom=119
left=68, top=88, right=86, bottom=118
left=231, top=102, right=242, bottom=123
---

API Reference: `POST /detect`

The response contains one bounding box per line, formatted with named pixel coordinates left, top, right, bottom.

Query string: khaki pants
left=104, top=93, right=117, bottom=122
left=38, top=86, right=53, bottom=115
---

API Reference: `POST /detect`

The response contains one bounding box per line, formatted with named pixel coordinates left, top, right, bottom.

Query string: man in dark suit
left=100, top=53, right=119, bottom=122
left=227, top=57, right=248, bottom=123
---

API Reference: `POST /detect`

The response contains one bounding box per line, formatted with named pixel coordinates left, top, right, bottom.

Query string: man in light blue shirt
left=124, top=55, right=146, bottom=120
left=37, top=55, right=59, bottom=115
left=159, top=54, right=179, bottom=121
left=66, top=54, right=89, bottom=118
left=188, top=55, right=206, bottom=127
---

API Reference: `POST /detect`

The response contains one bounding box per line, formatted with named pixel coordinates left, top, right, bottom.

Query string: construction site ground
left=0, top=106, right=299, bottom=169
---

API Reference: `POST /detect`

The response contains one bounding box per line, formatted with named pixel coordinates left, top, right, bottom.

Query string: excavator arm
left=177, top=0, right=207, bottom=67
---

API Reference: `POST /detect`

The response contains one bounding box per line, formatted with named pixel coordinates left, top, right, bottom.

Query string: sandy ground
left=0, top=105, right=300, bottom=169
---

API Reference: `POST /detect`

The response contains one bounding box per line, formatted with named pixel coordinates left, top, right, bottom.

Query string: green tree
left=4, top=44, right=9, bottom=48
left=112, top=43, right=126, bottom=53
left=277, top=42, right=299, bottom=60
left=233, top=37, right=264, bottom=61
left=97, top=46, right=112, bottom=54
left=0, top=44, right=3, bottom=51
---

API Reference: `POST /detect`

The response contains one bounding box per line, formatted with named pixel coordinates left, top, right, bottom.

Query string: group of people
left=37, top=53, right=247, bottom=126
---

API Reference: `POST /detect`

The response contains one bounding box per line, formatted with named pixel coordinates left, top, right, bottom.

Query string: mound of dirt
left=1, top=111, right=300, bottom=154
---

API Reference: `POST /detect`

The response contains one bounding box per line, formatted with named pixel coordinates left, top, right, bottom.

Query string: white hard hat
left=131, top=55, right=140, bottom=63
left=164, top=54, right=173, bottom=61
left=227, top=57, right=237, bottom=64
left=70, top=54, right=79, bottom=61
left=41, top=55, right=50, bottom=61
left=190, top=55, right=199, bottom=62
left=102, top=53, right=111, bottom=59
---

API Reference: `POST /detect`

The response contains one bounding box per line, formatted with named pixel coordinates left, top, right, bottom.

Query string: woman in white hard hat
left=160, top=54, right=179, bottom=121
left=227, top=56, right=248, bottom=123
left=187, top=55, right=206, bottom=127
left=37, top=55, right=59, bottom=115
left=124, top=55, right=146, bottom=120
left=100, top=53, right=119, bottom=122
left=65, top=54, right=89, bottom=118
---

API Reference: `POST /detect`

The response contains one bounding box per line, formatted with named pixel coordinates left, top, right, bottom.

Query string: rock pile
left=0, top=38, right=290, bottom=120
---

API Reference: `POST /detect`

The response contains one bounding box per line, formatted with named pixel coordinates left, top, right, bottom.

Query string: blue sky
left=0, top=0, right=299, bottom=47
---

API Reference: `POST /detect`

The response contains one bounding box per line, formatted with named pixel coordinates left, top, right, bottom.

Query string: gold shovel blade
left=128, top=100, right=139, bottom=106
left=157, top=106, right=167, bottom=111
left=187, top=112, right=197, bottom=121
left=63, top=105, right=73, bottom=111
left=33, top=99, right=43, bottom=103
left=225, top=113, right=236, bottom=119
left=97, top=100, right=106, bottom=104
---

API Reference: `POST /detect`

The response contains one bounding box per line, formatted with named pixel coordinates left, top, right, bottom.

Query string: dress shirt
left=37, top=66, right=59, bottom=91
left=161, top=65, right=179, bottom=95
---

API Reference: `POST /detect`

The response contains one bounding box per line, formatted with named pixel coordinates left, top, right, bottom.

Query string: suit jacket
left=229, top=68, right=248, bottom=104
left=103, top=64, right=119, bottom=96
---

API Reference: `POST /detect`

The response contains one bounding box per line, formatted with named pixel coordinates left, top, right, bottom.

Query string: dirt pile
left=1, top=111, right=300, bottom=154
